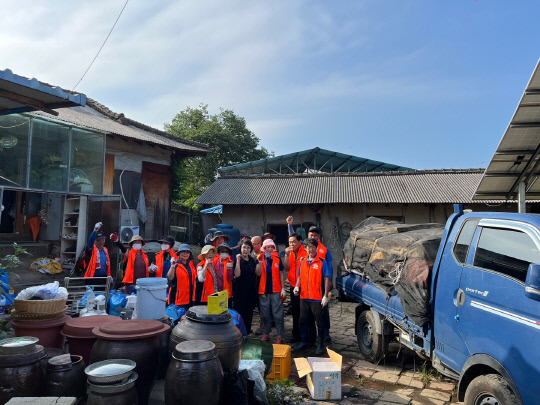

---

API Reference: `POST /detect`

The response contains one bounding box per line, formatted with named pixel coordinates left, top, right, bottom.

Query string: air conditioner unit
left=120, top=226, right=140, bottom=243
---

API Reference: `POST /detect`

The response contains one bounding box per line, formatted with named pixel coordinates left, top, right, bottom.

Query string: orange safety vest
left=298, top=255, right=324, bottom=301
left=84, top=246, right=110, bottom=278
left=212, top=255, right=233, bottom=298
left=199, top=260, right=217, bottom=303
left=122, top=249, right=149, bottom=284
left=317, top=242, right=328, bottom=261
left=169, top=261, right=196, bottom=306
left=287, top=245, right=307, bottom=287
left=155, top=249, right=178, bottom=278
left=258, top=255, right=282, bottom=295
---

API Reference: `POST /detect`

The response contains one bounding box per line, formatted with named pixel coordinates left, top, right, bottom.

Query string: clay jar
left=165, top=340, right=223, bottom=405
left=44, top=354, right=86, bottom=398
left=61, top=314, right=117, bottom=364
left=0, top=343, right=46, bottom=403
left=12, top=315, right=71, bottom=349
left=170, top=306, right=243, bottom=370
left=87, top=371, right=138, bottom=405
left=90, top=319, right=170, bottom=405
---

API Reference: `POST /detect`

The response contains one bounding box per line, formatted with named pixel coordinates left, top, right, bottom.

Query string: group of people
left=83, top=216, right=333, bottom=355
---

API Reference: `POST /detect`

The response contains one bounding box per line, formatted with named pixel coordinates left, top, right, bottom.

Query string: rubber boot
left=315, top=336, right=325, bottom=355
left=293, top=326, right=310, bottom=352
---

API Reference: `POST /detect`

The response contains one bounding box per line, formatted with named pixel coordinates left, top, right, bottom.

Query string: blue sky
left=1, top=1, right=539, bottom=170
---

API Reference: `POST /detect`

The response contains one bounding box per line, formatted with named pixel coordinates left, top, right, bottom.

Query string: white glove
left=293, top=286, right=299, bottom=296
left=321, top=296, right=329, bottom=307
left=94, top=222, right=103, bottom=231
left=150, top=264, right=159, bottom=272
left=280, top=289, right=286, bottom=299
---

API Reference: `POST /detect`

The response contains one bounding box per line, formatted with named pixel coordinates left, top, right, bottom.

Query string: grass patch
left=266, top=379, right=302, bottom=405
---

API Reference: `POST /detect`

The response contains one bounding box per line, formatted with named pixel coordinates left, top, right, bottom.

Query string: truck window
left=453, top=220, right=479, bottom=264
left=473, top=227, right=540, bottom=283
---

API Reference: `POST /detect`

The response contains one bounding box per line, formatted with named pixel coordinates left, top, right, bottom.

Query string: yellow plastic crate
left=266, top=343, right=291, bottom=382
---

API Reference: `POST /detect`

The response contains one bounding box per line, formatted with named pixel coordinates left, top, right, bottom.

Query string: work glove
left=149, top=264, right=159, bottom=272
left=280, top=288, right=287, bottom=301
left=170, top=257, right=176, bottom=265
left=94, top=222, right=103, bottom=231
left=321, top=296, right=329, bottom=307
left=293, top=286, right=299, bottom=296
left=110, top=232, right=118, bottom=242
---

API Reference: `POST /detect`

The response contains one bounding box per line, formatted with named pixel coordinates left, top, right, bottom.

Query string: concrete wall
left=221, top=201, right=519, bottom=276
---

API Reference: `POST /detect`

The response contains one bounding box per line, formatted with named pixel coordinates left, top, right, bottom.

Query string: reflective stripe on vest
left=299, top=256, right=324, bottom=300
left=169, top=261, right=196, bottom=306
left=84, top=246, right=110, bottom=278
left=122, top=249, right=149, bottom=284
left=259, top=255, right=282, bottom=294
left=287, top=246, right=306, bottom=287
left=155, top=249, right=178, bottom=278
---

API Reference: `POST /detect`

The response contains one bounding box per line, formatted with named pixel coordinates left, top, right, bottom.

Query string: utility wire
left=70, top=0, right=130, bottom=93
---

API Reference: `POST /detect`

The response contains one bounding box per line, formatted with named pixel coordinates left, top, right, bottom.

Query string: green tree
left=166, top=104, right=271, bottom=208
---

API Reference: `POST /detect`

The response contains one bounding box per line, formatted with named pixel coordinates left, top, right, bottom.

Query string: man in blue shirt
left=84, top=222, right=110, bottom=280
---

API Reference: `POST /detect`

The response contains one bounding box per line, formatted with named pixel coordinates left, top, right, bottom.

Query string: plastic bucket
left=135, top=278, right=168, bottom=320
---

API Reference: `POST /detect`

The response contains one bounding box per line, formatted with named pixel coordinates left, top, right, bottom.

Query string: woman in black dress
left=233, top=239, right=260, bottom=334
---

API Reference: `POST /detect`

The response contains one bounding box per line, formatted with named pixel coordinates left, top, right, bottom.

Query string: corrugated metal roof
left=218, top=147, right=413, bottom=175
left=0, top=68, right=86, bottom=115
left=196, top=169, right=489, bottom=205
left=33, top=98, right=209, bottom=155
left=475, top=59, right=540, bottom=200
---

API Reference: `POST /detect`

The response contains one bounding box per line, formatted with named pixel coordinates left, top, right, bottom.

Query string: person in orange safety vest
left=110, top=234, right=149, bottom=294
left=292, top=238, right=330, bottom=355
left=84, top=222, right=111, bottom=279
left=167, top=244, right=196, bottom=310
left=150, top=236, right=178, bottom=278
left=283, top=231, right=306, bottom=343
left=197, top=245, right=217, bottom=303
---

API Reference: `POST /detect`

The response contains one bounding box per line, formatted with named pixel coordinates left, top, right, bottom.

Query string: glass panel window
left=453, top=219, right=479, bottom=264
left=473, top=227, right=540, bottom=283
left=0, top=115, right=29, bottom=187
left=69, top=128, right=104, bottom=194
left=29, top=119, right=70, bottom=191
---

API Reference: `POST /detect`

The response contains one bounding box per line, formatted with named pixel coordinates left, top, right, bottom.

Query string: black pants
left=299, top=300, right=325, bottom=343
left=233, top=301, right=255, bottom=334
left=289, top=285, right=300, bottom=340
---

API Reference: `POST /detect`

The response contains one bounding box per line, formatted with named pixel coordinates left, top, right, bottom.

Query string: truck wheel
left=464, top=374, right=519, bottom=405
left=356, top=310, right=387, bottom=362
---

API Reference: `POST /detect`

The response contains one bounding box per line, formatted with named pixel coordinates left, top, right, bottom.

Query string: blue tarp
left=201, top=205, right=222, bottom=214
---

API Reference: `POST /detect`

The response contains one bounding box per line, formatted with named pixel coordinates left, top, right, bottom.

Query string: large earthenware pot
left=61, top=314, right=117, bottom=364
left=87, top=371, right=138, bottom=405
left=170, top=306, right=242, bottom=370
left=0, top=339, right=46, bottom=403
left=44, top=354, right=86, bottom=398
left=90, top=319, right=169, bottom=405
left=12, top=315, right=71, bottom=349
left=165, top=340, right=223, bottom=405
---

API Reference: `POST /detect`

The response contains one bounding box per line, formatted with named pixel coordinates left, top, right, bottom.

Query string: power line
left=70, top=0, right=130, bottom=93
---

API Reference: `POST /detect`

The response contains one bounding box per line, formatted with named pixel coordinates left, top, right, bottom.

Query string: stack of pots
left=11, top=298, right=70, bottom=349
left=170, top=305, right=243, bottom=370
left=0, top=337, right=46, bottom=403
left=90, top=319, right=170, bottom=405
left=61, top=314, right=117, bottom=364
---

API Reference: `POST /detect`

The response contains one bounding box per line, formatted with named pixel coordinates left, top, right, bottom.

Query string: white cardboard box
left=294, top=348, right=342, bottom=400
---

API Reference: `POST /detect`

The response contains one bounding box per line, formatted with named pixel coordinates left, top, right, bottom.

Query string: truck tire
left=464, top=374, right=519, bottom=405
left=356, top=310, right=388, bottom=362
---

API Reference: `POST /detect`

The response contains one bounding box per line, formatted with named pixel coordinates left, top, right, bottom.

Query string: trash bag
left=165, top=304, right=186, bottom=323
left=241, top=338, right=274, bottom=377
left=223, top=369, right=249, bottom=405
left=239, top=360, right=266, bottom=392
left=108, top=290, right=128, bottom=316
left=229, top=308, right=248, bottom=336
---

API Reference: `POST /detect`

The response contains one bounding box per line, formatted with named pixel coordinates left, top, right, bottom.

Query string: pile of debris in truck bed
left=342, top=217, right=444, bottom=325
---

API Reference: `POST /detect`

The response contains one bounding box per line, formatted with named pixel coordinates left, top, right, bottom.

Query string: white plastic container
left=135, top=277, right=168, bottom=320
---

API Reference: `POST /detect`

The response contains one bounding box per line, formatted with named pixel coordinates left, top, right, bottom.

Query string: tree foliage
left=166, top=104, right=271, bottom=208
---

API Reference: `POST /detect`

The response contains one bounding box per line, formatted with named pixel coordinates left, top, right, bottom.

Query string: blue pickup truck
left=337, top=205, right=540, bottom=405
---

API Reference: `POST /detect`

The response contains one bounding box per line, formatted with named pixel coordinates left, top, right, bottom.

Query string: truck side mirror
left=525, top=263, right=540, bottom=302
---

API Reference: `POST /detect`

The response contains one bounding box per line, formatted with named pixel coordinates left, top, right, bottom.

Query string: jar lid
left=87, top=371, right=138, bottom=394
left=0, top=344, right=45, bottom=366
left=47, top=354, right=83, bottom=371
left=61, top=315, right=118, bottom=339
left=92, top=319, right=170, bottom=340
left=186, top=305, right=231, bottom=323
left=172, top=340, right=217, bottom=362
left=11, top=315, right=71, bottom=329
left=0, top=336, right=38, bottom=355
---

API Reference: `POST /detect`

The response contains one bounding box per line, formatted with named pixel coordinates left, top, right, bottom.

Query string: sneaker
left=261, top=334, right=270, bottom=342
left=275, top=337, right=284, bottom=344
left=254, top=327, right=263, bottom=336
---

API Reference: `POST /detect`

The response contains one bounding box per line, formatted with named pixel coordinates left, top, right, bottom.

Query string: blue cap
left=177, top=243, right=191, bottom=253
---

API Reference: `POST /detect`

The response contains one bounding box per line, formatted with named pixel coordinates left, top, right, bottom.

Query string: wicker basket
left=11, top=306, right=67, bottom=321
left=14, top=299, right=67, bottom=314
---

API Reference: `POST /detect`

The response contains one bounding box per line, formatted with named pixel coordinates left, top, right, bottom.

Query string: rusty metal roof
left=196, top=169, right=487, bottom=205
left=33, top=98, right=209, bottom=155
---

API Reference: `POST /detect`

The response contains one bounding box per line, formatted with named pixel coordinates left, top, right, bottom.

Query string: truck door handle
left=456, top=289, right=465, bottom=307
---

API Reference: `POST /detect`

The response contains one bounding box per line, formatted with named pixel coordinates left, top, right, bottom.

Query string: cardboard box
left=294, top=348, right=342, bottom=400
left=207, top=290, right=228, bottom=314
